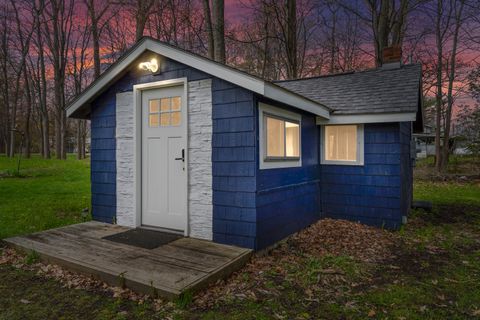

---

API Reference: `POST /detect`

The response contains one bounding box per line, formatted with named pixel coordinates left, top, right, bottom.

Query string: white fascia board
left=66, top=41, right=148, bottom=117
left=67, top=38, right=331, bottom=119
left=146, top=41, right=265, bottom=94
left=316, top=112, right=417, bottom=125
left=264, top=83, right=330, bottom=119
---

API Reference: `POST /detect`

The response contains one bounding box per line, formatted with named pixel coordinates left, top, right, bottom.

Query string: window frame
left=321, top=124, right=364, bottom=166
left=259, top=103, right=302, bottom=170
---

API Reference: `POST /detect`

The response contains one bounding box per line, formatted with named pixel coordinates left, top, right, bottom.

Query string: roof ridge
left=274, top=63, right=422, bottom=83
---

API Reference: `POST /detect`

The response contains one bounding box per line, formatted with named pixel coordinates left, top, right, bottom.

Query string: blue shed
left=67, top=37, right=423, bottom=250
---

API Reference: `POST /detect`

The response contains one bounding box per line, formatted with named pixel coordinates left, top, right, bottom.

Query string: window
left=265, top=115, right=300, bottom=159
left=148, top=96, right=181, bottom=127
left=322, top=124, right=364, bottom=165
left=259, top=103, right=301, bottom=169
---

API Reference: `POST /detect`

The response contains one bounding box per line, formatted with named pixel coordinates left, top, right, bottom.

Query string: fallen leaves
left=289, top=218, right=396, bottom=263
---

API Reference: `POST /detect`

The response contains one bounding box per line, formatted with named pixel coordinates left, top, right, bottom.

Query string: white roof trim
left=66, top=38, right=330, bottom=119
left=316, top=112, right=417, bottom=125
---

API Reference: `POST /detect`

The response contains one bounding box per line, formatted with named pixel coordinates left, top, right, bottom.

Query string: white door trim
left=132, top=78, right=189, bottom=236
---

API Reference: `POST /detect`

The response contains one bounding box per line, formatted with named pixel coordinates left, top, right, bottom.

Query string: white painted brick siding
left=187, top=79, right=213, bottom=240
left=116, top=92, right=136, bottom=227
left=115, top=80, right=213, bottom=240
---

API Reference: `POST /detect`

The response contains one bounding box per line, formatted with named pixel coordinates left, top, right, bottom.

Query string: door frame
left=132, top=78, right=189, bottom=236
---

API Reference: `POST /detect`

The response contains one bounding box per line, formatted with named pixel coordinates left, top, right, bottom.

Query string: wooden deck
left=3, top=221, right=252, bottom=299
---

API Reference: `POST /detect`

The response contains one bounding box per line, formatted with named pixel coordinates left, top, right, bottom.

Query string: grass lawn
left=0, top=155, right=90, bottom=239
left=1, top=155, right=479, bottom=319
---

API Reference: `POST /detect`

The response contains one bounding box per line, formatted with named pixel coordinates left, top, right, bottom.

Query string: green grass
left=0, top=154, right=91, bottom=239
left=414, top=180, right=480, bottom=206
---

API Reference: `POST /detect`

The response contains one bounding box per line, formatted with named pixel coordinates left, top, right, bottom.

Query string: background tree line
left=0, top=0, right=479, bottom=172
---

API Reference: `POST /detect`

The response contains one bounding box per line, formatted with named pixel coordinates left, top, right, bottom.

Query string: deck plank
left=3, top=222, right=252, bottom=298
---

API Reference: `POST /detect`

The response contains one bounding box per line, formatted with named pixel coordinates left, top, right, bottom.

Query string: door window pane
left=160, top=113, right=170, bottom=126
left=160, top=98, right=171, bottom=112
left=149, top=114, right=159, bottom=127
left=171, top=111, right=181, bottom=126
left=171, top=96, right=181, bottom=111
left=149, top=99, right=160, bottom=113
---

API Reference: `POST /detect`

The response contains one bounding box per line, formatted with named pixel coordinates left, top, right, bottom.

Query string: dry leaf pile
left=288, top=218, right=396, bottom=263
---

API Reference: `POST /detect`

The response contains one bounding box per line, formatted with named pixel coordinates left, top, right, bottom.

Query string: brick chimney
left=381, top=46, right=402, bottom=69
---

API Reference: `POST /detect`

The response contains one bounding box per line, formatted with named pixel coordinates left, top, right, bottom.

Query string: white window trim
left=259, top=102, right=302, bottom=170
left=321, top=124, right=364, bottom=166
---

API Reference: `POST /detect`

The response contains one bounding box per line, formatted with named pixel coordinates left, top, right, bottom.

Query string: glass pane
left=160, top=98, right=171, bottom=112
left=285, top=122, right=300, bottom=157
left=171, top=111, right=181, bottom=126
left=171, top=96, right=181, bottom=111
left=149, top=99, right=160, bottom=113
left=160, top=113, right=170, bottom=126
left=325, top=125, right=357, bottom=161
left=266, top=116, right=285, bottom=157
left=149, top=114, right=159, bottom=127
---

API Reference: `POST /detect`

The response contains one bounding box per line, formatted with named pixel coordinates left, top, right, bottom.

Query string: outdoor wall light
left=139, top=58, right=159, bottom=73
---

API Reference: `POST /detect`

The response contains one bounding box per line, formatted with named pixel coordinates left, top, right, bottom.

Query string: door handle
left=175, top=149, right=185, bottom=162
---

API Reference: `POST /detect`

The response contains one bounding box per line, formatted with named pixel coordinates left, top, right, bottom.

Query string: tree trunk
left=135, top=0, right=154, bottom=42
left=285, top=0, right=297, bottom=78
left=434, top=0, right=443, bottom=172
left=35, top=0, right=50, bottom=158
left=441, top=0, right=465, bottom=172
left=91, top=15, right=101, bottom=78
left=203, top=0, right=215, bottom=60
left=212, top=0, right=225, bottom=63
left=23, top=66, right=32, bottom=158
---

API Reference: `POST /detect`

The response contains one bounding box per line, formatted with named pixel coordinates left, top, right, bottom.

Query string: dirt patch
left=0, top=247, right=162, bottom=305
left=413, top=205, right=480, bottom=225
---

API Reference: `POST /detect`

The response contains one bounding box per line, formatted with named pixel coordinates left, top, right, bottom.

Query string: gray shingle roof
left=274, top=64, right=422, bottom=115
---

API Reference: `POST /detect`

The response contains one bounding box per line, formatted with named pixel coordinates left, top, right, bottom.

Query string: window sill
left=321, top=160, right=364, bottom=166
left=264, top=157, right=300, bottom=162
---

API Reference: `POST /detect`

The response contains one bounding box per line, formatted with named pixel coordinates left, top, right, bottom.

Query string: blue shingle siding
left=90, top=90, right=117, bottom=223
left=321, top=123, right=405, bottom=229
left=211, top=78, right=258, bottom=249
left=256, top=104, right=321, bottom=250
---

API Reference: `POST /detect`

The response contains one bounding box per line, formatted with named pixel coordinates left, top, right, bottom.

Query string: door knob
left=175, top=149, right=185, bottom=162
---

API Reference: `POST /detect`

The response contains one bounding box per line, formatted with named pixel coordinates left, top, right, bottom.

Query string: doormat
left=103, top=228, right=182, bottom=250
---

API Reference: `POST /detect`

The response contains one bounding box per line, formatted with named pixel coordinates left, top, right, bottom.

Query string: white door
left=141, top=85, right=187, bottom=231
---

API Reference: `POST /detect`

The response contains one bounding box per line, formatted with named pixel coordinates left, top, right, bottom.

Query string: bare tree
left=84, top=0, right=111, bottom=78
left=69, top=20, right=91, bottom=159
left=203, top=0, right=215, bottom=59
left=441, top=0, right=466, bottom=170
left=212, top=0, right=225, bottom=63
left=32, top=0, right=51, bottom=158
left=0, top=2, right=11, bottom=156
left=135, top=0, right=155, bottom=41
left=43, top=0, right=75, bottom=159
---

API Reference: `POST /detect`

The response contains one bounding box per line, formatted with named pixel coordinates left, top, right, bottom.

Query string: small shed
left=67, top=37, right=423, bottom=250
